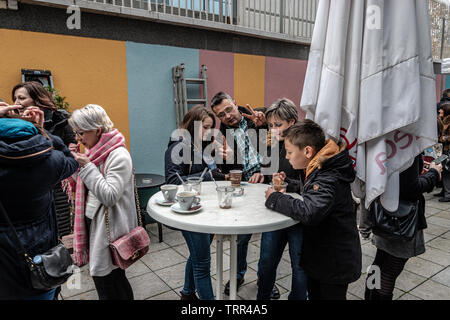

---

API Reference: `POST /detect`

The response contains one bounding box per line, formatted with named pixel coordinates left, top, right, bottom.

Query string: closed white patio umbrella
left=301, top=0, right=438, bottom=210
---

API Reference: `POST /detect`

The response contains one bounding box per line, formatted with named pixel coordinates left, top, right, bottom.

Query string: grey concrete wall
left=0, top=2, right=310, bottom=60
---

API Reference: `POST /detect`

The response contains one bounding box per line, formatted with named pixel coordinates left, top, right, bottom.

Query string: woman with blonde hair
left=68, top=104, right=137, bottom=300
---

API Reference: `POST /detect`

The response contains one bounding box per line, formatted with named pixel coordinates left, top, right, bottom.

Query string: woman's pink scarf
left=66, top=129, right=126, bottom=267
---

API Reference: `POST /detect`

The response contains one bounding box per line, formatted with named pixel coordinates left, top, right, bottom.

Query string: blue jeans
left=236, top=234, right=252, bottom=281
left=257, top=224, right=307, bottom=300
left=24, top=288, right=56, bottom=300
left=181, top=231, right=215, bottom=300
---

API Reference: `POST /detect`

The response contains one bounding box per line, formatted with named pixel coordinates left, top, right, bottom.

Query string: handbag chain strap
left=133, top=172, right=143, bottom=227
left=105, top=206, right=112, bottom=244
left=104, top=170, right=144, bottom=245
left=0, top=200, right=35, bottom=267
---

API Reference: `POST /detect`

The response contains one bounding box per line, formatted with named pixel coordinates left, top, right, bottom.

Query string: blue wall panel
left=126, top=42, right=199, bottom=176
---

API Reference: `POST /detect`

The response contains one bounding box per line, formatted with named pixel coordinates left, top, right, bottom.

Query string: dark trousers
left=257, top=224, right=307, bottom=300
left=365, top=249, right=408, bottom=299
left=307, top=277, right=348, bottom=300
left=236, top=234, right=252, bottom=280
left=442, top=169, right=450, bottom=198
left=92, top=268, right=134, bottom=300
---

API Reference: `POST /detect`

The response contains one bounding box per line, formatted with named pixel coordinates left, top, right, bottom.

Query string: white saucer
left=155, top=197, right=176, bottom=206
left=171, top=202, right=202, bottom=214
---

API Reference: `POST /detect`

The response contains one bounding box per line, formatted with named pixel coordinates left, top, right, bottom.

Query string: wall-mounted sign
left=21, top=69, right=53, bottom=88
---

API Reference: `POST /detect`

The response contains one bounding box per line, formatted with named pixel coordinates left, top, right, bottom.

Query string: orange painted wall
left=234, top=53, right=265, bottom=109
left=0, top=29, right=130, bottom=147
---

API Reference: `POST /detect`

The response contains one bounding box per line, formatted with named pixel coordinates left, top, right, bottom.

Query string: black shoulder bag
left=0, top=200, right=74, bottom=291
left=370, top=198, right=419, bottom=241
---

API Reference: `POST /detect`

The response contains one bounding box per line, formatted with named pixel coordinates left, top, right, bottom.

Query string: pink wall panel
left=199, top=50, right=234, bottom=108
left=265, top=57, right=308, bottom=119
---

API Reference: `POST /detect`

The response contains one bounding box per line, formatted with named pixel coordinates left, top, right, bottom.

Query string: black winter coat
left=44, top=109, right=76, bottom=237
left=265, top=145, right=362, bottom=284
left=44, top=109, right=76, bottom=146
left=399, top=155, right=439, bottom=230
left=165, top=138, right=224, bottom=185
left=0, top=132, right=79, bottom=299
left=371, top=155, right=439, bottom=259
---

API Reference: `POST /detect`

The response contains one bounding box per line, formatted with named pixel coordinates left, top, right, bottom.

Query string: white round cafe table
left=147, top=181, right=299, bottom=300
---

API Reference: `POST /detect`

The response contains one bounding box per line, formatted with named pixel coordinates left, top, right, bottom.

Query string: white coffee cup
left=176, top=191, right=201, bottom=211
left=161, top=184, right=178, bottom=202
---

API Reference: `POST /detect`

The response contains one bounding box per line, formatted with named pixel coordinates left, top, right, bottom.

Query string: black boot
left=364, top=287, right=373, bottom=300
left=180, top=291, right=199, bottom=300
left=366, top=289, right=382, bottom=300
left=366, top=289, right=393, bottom=300
left=378, top=292, right=393, bottom=300
left=434, top=190, right=444, bottom=197
left=364, top=276, right=376, bottom=300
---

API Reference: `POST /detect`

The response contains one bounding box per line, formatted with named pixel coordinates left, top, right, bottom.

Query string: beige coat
left=79, top=147, right=138, bottom=277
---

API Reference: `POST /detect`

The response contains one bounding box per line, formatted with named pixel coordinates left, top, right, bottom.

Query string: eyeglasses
left=217, top=106, right=235, bottom=119
left=74, top=131, right=85, bottom=137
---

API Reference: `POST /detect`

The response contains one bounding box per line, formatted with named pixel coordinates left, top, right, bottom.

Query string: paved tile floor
left=61, top=192, right=450, bottom=300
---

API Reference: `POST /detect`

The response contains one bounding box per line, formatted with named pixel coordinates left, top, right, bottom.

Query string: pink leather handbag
left=105, top=174, right=150, bottom=270
left=108, top=225, right=150, bottom=270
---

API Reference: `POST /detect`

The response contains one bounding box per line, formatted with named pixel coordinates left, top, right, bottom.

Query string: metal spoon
left=199, top=167, right=208, bottom=181
left=176, top=172, right=185, bottom=185
left=209, top=169, right=219, bottom=188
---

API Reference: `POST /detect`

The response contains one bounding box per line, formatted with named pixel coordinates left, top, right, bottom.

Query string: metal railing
left=237, top=0, right=318, bottom=39
left=102, top=0, right=233, bottom=21
left=84, top=0, right=318, bottom=42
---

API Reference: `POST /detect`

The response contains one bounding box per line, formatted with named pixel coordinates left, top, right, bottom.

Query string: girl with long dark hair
left=164, top=105, right=228, bottom=300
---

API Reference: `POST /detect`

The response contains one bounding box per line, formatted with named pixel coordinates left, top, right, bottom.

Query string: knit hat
left=0, top=118, right=38, bottom=139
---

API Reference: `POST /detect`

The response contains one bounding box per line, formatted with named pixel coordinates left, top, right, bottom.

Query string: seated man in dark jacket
left=265, top=119, right=362, bottom=300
